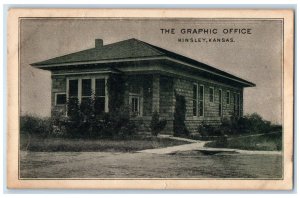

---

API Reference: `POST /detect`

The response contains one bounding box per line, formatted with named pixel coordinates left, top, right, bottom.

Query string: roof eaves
left=165, top=57, right=255, bottom=87
left=30, top=55, right=166, bottom=68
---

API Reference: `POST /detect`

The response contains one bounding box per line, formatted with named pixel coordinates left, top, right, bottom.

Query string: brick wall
left=159, top=76, right=175, bottom=134
left=173, top=77, right=243, bottom=133
left=51, top=75, right=66, bottom=115
left=50, top=73, right=244, bottom=135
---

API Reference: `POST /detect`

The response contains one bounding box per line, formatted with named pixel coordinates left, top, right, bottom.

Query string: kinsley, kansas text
left=178, top=37, right=235, bottom=43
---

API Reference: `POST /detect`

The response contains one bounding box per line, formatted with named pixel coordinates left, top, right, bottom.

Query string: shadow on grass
left=204, top=132, right=282, bottom=151
left=20, top=134, right=191, bottom=152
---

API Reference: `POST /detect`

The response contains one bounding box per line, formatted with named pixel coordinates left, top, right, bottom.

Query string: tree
left=150, top=111, right=167, bottom=136
left=173, top=92, right=189, bottom=137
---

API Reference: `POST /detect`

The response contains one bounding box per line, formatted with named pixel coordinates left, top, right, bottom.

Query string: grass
left=204, top=132, right=282, bottom=151
left=20, top=134, right=190, bottom=152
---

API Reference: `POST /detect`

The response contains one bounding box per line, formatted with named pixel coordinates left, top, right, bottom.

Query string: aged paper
left=7, top=8, right=294, bottom=189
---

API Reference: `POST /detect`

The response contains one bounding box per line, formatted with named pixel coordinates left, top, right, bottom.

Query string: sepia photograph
left=6, top=9, right=294, bottom=189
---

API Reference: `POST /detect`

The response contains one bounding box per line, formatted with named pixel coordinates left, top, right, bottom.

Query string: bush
left=20, top=115, right=52, bottom=137
left=173, top=92, right=190, bottom=137
left=198, top=113, right=282, bottom=137
left=89, top=108, right=137, bottom=138
left=150, top=111, right=167, bottom=136
left=107, top=74, right=126, bottom=113
left=50, top=110, right=68, bottom=137
left=198, top=123, right=225, bottom=137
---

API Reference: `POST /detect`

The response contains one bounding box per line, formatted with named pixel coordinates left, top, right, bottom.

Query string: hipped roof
left=31, top=38, right=255, bottom=87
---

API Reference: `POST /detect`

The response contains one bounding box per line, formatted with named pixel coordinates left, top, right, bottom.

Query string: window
left=95, top=79, right=106, bottom=114
left=226, top=91, right=230, bottom=105
left=237, top=93, right=240, bottom=117
left=81, top=79, right=92, bottom=104
left=55, top=93, right=66, bottom=105
left=69, top=79, right=78, bottom=98
left=192, top=84, right=198, bottom=116
left=67, top=77, right=107, bottom=113
left=233, top=92, right=240, bottom=117
left=192, top=83, right=204, bottom=117
left=131, top=96, right=139, bottom=114
left=199, top=85, right=204, bottom=117
left=209, top=87, right=214, bottom=103
left=218, top=89, right=222, bottom=117
left=129, top=85, right=142, bottom=116
left=233, top=93, right=236, bottom=113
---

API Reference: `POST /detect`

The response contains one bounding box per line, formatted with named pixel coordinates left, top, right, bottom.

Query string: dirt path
left=139, top=134, right=282, bottom=155
left=138, top=142, right=207, bottom=154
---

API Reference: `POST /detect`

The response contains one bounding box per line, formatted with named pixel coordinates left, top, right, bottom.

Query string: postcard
left=7, top=8, right=294, bottom=189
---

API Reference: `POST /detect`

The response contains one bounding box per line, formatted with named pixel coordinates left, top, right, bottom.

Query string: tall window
left=192, top=84, right=198, bottom=116
left=81, top=79, right=92, bottom=104
left=95, top=79, right=106, bottom=114
left=233, top=92, right=240, bottom=117
left=237, top=93, right=240, bottom=117
left=218, top=89, right=222, bottom=117
left=69, top=79, right=78, bottom=99
left=199, top=85, right=204, bottom=117
left=209, top=87, right=214, bottom=103
left=233, top=93, right=237, bottom=115
left=131, top=97, right=139, bottom=114
left=226, top=91, right=230, bottom=105
left=192, top=83, right=204, bottom=117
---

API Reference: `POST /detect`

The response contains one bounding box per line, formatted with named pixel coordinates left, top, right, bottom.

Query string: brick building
left=31, top=38, right=255, bottom=133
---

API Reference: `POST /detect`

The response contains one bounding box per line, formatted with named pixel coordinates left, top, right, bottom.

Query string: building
left=31, top=38, right=255, bottom=133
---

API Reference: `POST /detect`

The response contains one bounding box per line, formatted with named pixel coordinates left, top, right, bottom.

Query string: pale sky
left=20, top=19, right=282, bottom=124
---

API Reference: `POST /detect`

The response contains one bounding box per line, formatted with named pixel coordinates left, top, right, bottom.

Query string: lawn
left=204, top=132, right=282, bottom=151
left=20, top=135, right=190, bottom=152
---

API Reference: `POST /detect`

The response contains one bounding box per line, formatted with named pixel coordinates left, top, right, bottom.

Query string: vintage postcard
left=7, top=9, right=294, bottom=189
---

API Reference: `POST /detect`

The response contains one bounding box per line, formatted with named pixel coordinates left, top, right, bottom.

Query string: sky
left=20, top=18, right=282, bottom=124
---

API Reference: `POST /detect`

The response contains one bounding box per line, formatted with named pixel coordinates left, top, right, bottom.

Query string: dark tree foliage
left=198, top=113, right=282, bottom=137
left=20, top=115, right=52, bottom=137
left=150, top=111, right=167, bottom=136
left=107, top=73, right=126, bottom=113
left=61, top=77, right=136, bottom=139
left=173, top=92, right=190, bottom=137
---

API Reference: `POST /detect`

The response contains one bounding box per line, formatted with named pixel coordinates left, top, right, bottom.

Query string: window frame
left=226, top=90, right=230, bottom=105
left=129, top=86, right=143, bottom=116
left=81, top=78, right=92, bottom=103
left=218, top=89, right=223, bottom=117
left=94, top=78, right=106, bottom=114
left=209, top=87, right=214, bottom=103
left=66, top=76, right=108, bottom=113
left=199, top=84, right=204, bottom=117
left=192, top=83, right=198, bottom=117
left=237, top=93, right=241, bottom=117
left=55, top=92, right=67, bottom=106
left=68, top=79, right=79, bottom=99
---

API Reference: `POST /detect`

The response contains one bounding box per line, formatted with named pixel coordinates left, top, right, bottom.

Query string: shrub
left=237, top=113, right=275, bottom=134
left=198, top=113, right=282, bottom=137
left=50, top=110, right=68, bottom=137
left=107, top=74, right=126, bottom=112
left=198, top=123, right=225, bottom=137
left=49, top=90, right=137, bottom=139
left=20, top=115, right=52, bottom=137
left=150, top=111, right=167, bottom=136
left=173, top=92, right=189, bottom=137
